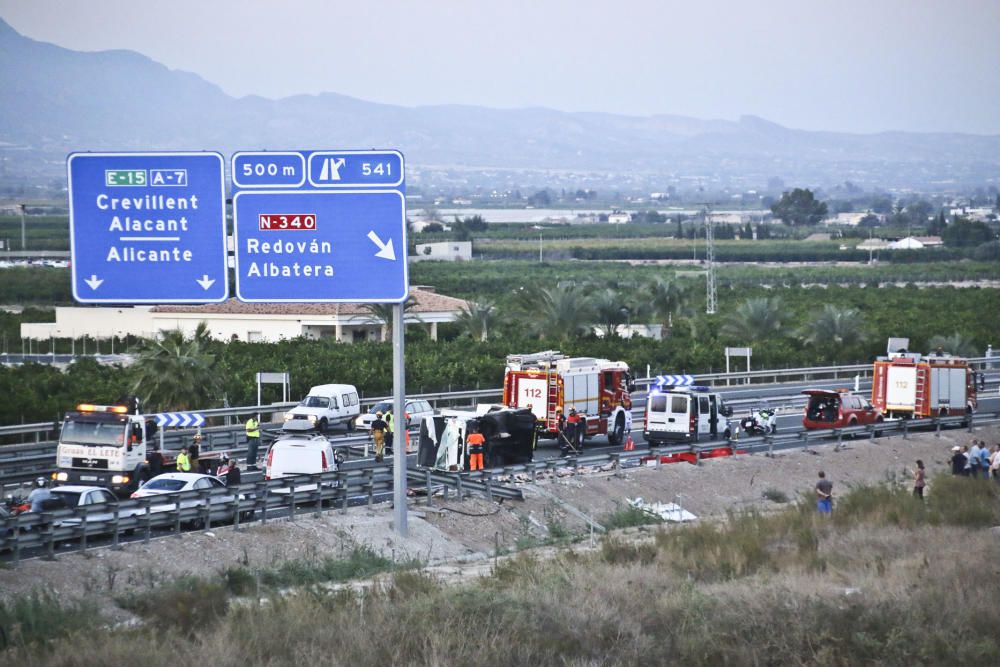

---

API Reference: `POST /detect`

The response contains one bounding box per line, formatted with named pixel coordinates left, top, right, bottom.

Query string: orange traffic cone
left=624, top=436, right=635, bottom=451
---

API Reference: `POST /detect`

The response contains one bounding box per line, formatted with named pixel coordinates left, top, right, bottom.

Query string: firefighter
left=556, top=407, right=570, bottom=456
left=566, top=408, right=582, bottom=454
left=370, top=411, right=388, bottom=463
left=467, top=425, right=486, bottom=471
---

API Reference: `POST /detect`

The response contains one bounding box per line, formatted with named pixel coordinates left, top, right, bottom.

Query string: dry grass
left=5, top=476, right=999, bottom=665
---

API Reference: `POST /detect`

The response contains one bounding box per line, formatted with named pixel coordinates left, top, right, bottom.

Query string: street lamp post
left=19, top=204, right=26, bottom=250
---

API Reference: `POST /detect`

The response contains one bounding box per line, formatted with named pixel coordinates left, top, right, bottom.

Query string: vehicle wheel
left=608, top=415, right=625, bottom=447
left=345, top=419, right=354, bottom=432
left=318, top=418, right=328, bottom=434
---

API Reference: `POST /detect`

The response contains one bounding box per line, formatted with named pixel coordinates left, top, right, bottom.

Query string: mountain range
left=2, top=18, right=998, bottom=190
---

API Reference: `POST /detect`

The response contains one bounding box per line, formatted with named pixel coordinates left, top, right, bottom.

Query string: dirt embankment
left=2, top=425, right=996, bottom=618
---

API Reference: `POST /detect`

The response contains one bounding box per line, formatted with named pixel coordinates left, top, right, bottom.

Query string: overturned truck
left=417, top=407, right=537, bottom=471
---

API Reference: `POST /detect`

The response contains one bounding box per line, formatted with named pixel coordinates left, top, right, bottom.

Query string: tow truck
left=52, top=401, right=218, bottom=495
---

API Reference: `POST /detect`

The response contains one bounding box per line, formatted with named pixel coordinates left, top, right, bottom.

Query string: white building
left=410, top=241, right=472, bottom=262
left=20, top=287, right=470, bottom=344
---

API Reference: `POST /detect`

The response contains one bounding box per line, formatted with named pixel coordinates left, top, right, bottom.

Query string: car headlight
left=112, top=474, right=130, bottom=485
left=308, top=415, right=317, bottom=423
left=52, top=472, right=69, bottom=482
left=284, top=412, right=293, bottom=421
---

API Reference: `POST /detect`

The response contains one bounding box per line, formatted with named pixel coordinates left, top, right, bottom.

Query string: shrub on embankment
left=3, top=475, right=998, bottom=665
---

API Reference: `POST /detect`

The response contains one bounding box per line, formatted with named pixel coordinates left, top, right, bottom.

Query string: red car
left=802, top=389, right=884, bottom=429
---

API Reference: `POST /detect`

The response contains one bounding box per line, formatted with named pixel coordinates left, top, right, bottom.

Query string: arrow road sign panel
left=153, top=412, right=206, bottom=428
left=67, top=152, right=229, bottom=303
left=656, top=374, right=695, bottom=387
left=232, top=189, right=408, bottom=302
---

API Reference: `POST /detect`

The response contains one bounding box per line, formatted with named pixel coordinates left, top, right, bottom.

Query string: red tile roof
left=152, top=287, right=469, bottom=316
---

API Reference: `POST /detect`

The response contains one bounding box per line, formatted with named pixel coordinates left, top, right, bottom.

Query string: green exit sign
left=105, top=169, right=147, bottom=186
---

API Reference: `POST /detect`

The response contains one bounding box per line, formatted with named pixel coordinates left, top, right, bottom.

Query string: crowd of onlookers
left=949, top=439, right=1000, bottom=480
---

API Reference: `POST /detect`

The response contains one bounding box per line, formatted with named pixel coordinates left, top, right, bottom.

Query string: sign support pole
left=392, top=302, right=408, bottom=536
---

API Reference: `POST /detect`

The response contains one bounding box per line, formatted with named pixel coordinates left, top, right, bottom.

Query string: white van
left=644, top=385, right=733, bottom=444
left=284, top=384, right=360, bottom=433
left=264, top=430, right=343, bottom=494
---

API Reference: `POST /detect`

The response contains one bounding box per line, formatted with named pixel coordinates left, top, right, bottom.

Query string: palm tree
left=591, top=288, right=631, bottom=338
left=720, top=297, right=784, bottom=343
left=647, top=277, right=689, bottom=336
left=129, top=322, right=222, bottom=412
left=800, top=305, right=867, bottom=361
left=454, top=300, right=496, bottom=342
left=927, top=333, right=977, bottom=358
left=360, top=296, right=420, bottom=342
left=512, top=282, right=593, bottom=340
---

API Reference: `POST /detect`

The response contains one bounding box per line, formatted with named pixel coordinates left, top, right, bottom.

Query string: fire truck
left=871, top=353, right=981, bottom=419
left=502, top=351, right=635, bottom=446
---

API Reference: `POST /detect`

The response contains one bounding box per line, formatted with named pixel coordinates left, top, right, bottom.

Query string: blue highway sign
left=232, top=150, right=403, bottom=190
left=231, top=151, right=306, bottom=189
left=232, top=189, right=408, bottom=303
left=67, top=152, right=229, bottom=304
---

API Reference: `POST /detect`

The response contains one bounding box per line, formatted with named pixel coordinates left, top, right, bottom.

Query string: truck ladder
left=914, top=369, right=928, bottom=415
left=546, top=372, right=561, bottom=430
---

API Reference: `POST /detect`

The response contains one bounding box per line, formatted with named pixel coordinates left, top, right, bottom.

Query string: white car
left=131, top=473, right=249, bottom=525
left=48, top=485, right=141, bottom=529
left=354, top=399, right=436, bottom=430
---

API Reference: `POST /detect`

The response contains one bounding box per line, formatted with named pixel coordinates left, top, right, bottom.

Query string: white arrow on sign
left=196, top=275, right=216, bottom=290
left=367, top=231, right=396, bottom=261
left=85, top=274, right=104, bottom=290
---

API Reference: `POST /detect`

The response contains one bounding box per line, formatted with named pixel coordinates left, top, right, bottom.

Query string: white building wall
left=20, top=306, right=158, bottom=340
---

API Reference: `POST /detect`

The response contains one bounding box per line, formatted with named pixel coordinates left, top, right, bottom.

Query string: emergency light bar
left=76, top=403, right=129, bottom=414
left=652, top=382, right=710, bottom=393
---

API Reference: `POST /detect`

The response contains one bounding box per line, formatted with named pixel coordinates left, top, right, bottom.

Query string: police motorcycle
left=739, top=408, right=777, bottom=436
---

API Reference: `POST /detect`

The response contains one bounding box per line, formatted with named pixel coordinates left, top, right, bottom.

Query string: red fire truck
left=502, top=351, right=635, bottom=446
left=871, top=353, right=981, bottom=419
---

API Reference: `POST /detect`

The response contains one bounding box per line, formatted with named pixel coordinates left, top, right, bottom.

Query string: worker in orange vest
left=466, top=426, right=486, bottom=472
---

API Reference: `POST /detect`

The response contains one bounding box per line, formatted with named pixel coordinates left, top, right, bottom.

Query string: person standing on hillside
left=990, top=444, right=1000, bottom=483
left=950, top=446, right=967, bottom=476
left=913, top=460, right=926, bottom=499
left=969, top=440, right=983, bottom=478
left=815, top=471, right=833, bottom=514
left=245, top=415, right=261, bottom=470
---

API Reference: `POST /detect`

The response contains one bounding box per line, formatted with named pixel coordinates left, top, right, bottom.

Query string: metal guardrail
left=0, top=464, right=521, bottom=564
left=2, top=410, right=995, bottom=563
left=1, top=357, right=993, bottom=443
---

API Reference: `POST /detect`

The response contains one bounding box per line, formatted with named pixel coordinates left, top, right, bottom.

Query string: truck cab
left=644, top=384, right=733, bottom=444
left=53, top=403, right=150, bottom=494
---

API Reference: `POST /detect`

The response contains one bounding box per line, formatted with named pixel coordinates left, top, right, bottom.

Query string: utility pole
left=19, top=203, right=26, bottom=250
left=703, top=205, right=717, bottom=315
left=538, top=234, right=543, bottom=262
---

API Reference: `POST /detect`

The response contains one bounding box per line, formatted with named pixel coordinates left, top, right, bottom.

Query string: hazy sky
left=2, top=0, right=999, bottom=134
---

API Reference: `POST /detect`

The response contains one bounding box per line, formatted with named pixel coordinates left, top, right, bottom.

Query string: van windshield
left=60, top=421, right=126, bottom=447
left=301, top=396, right=330, bottom=408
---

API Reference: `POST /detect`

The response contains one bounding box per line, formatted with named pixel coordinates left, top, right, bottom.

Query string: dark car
left=802, top=389, right=884, bottom=429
